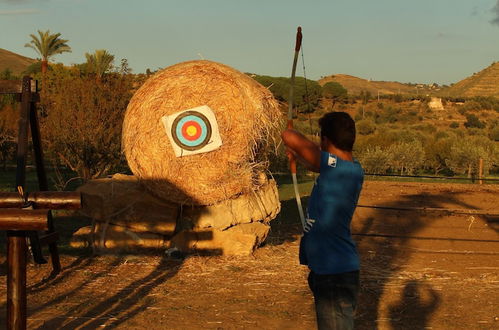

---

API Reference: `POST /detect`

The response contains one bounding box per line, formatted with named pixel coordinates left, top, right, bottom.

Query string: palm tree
left=24, top=30, right=71, bottom=74
left=85, top=49, right=115, bottom=82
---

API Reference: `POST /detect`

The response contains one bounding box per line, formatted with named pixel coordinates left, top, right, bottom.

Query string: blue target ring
left=171, top=111, right=212, bottom=151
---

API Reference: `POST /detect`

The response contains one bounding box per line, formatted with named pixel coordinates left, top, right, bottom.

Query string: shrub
left=464, top=114, right=485, bottom=129
left=449, top=122, right=459, bottom=129
left=461, top=100, right=482, bottom=112
left=490, top=126, right=499, bottom=141
left=356, top=119, right=376, bottom=135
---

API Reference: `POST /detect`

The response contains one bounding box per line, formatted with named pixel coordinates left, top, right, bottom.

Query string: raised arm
left=281, top=129, right=321, bottom=173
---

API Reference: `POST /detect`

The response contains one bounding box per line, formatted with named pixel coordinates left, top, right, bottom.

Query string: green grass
left=273, top=174, right=315, bottom=201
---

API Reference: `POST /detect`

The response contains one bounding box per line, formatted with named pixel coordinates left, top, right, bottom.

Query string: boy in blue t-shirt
left=281, top=111, right=364, bottom=330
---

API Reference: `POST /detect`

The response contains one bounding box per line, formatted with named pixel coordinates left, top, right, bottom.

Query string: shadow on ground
left=267, top=186, right=494, bottom=329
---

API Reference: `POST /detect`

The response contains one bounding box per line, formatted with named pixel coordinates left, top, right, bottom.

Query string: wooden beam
left=0, top=192, right=82, bottom=210
left=0, top=209, right=49, bottom=231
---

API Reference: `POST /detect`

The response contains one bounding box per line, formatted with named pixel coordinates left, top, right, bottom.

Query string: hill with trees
left=0, top=48, right=36, bottom=76
left=441, top=62, right=499, bottom=98
left=318, top=74, right=436, bottom=96
left=0, top=46, right=497, bottom=181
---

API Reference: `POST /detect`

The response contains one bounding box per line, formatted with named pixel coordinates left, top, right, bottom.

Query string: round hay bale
left=122, top=60, right=282, bottom=205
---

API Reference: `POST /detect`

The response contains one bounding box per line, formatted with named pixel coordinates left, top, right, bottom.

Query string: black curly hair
left=319, top=111, right=356, bottom=151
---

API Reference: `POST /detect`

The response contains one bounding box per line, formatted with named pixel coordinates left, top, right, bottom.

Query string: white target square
left=161, top=105, right=222, bottom=157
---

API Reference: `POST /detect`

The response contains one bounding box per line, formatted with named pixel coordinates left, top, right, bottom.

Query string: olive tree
left=446, top=136, right=497, bottom=177
left=357, top=146, right=391, bottom=174
left=388, top=141, right=425, bottom=175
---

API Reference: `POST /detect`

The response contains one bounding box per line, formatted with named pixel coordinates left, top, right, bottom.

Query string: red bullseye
left=181, top=120, right=202, bottom=141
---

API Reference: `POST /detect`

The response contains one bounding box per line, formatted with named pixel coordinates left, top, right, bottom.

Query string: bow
left=287, top=26, right=306, bottom=230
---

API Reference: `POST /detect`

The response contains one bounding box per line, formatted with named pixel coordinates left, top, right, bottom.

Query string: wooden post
left=29, top=97, right=61, bottom=272
left=15, top=77, right=30, bottom=189
left=7, top=232, right=26, bottom=330
left=7, top=76, right=32, bottom=330
left=478, top=158, right=483, bottom=185
left=1, top=77, right=82, bottom=330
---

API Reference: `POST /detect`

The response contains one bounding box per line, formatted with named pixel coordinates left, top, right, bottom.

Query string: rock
left=70, top=222, right=168, bottom=252
left=77, top=174, right=178, bottom=236
left=171, top=222, right=271, bottom=256
left=180, top=179, right=280, bottom=230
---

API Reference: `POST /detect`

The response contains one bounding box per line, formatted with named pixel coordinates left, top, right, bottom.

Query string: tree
left=24, top=30, right=71, bottom=74
left=357, top=146, right=391, bottom=174
left=39, top=63, right=133, bottom=180
left=251, top=74, right=322, bottom=113
left=445, top=136, right=497, bottom=177
left=388, top=141, right=425, bottom=175
left=85, top=49, right=115, bottom=82
left=423, top=136, right=453, bottom=175
left=322, top=82, right=347, bottom=109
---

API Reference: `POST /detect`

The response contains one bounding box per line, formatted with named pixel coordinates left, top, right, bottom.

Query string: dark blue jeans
left=308, top=270, right=360, bottom=330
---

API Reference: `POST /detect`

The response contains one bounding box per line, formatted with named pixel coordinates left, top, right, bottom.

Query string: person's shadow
left=388, top=280, right=441, bottom=329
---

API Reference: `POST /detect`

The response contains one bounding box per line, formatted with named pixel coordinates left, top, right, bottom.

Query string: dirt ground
left=0, top=181, right=498, bottom=329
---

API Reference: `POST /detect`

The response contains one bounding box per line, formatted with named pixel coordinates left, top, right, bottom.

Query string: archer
left=281, top=111, right=364, bottom=330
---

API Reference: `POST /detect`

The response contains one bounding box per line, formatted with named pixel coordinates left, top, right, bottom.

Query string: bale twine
left=122, top=60, right=282, bottom=205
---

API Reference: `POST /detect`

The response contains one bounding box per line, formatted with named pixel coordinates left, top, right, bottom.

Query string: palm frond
left=24, top=29, right=71, bottom=61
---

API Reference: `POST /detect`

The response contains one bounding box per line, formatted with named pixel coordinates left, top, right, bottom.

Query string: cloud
left=0, top=8, right=40, bottom=15
left=491, top=0, right=499, bottom=25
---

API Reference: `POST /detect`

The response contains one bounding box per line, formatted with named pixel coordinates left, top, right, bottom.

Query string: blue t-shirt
left=299, top=151, right=364, bottom=274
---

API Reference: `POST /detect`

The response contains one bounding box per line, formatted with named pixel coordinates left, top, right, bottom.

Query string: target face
left=161, top=105, right=222, bottom=157
left=171, top=111, right=212, bottom=151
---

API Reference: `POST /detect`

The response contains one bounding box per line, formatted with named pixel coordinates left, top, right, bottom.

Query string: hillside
left=442, top=62, right=499, bottom=98
left=0, top=48, right=36, bottom=76
left=319, top=74, right=422, bottom=96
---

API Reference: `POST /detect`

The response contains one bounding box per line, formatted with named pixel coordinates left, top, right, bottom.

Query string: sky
left=1, top=0, right=499, bottom=85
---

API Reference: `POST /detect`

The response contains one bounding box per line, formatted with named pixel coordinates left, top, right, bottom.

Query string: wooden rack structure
left=0, top=77, right=82, bottom=330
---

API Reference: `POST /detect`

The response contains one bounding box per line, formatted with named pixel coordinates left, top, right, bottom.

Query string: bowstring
left=300, top=42, right=315, bottom=137
left=300, top=42, right=319, bottom=181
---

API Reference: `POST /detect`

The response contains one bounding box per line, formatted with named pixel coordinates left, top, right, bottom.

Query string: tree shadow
left=0, top=176, right=223, bottom=328
left=32, top=254, right=183, bottom=329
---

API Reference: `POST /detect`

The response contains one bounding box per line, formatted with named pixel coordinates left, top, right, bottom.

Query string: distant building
left=428, top=97, right=444, bottom=110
